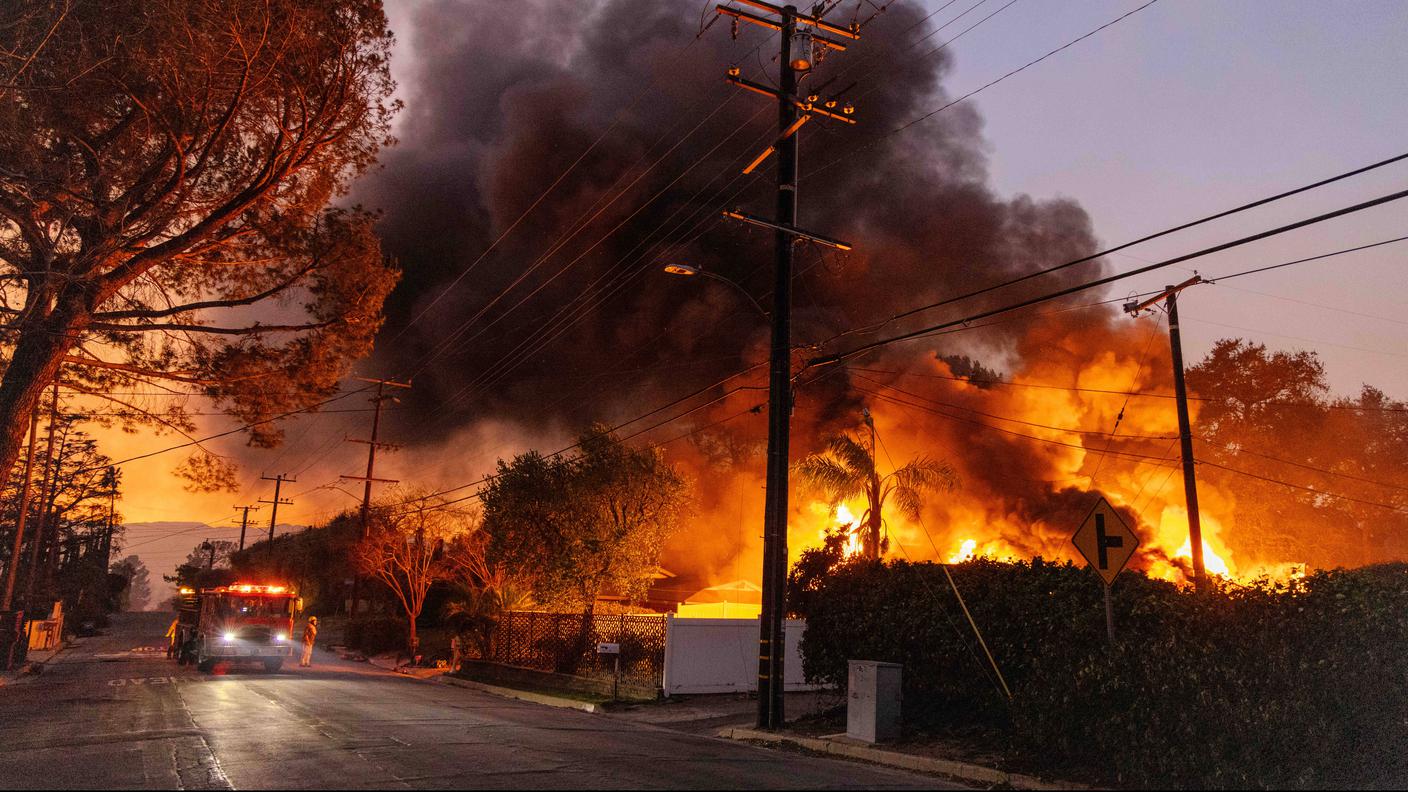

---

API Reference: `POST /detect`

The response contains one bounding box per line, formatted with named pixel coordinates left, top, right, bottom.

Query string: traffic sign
left=1071, top=497, right=1139, bottom=586
left=596, top=642, right=620, bottom=654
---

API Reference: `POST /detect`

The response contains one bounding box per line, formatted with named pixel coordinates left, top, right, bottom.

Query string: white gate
left=661, top=616, right=820, bottom=696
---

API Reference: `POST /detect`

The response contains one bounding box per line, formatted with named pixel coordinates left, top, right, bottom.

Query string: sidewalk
left=717, top=727, right=1085, bottom=790
left=0, top=639, right=69, bottom=686
left=606, top=690, right=838, bottom=733
left=366, top=650, right=449, bottom=680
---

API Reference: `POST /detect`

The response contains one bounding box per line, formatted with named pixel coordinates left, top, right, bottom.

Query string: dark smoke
left=353, top=0, right=1111, bottom=580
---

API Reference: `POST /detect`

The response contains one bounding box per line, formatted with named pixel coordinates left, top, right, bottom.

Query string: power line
left=848, top=370, right=1176, bottom=440
left=1196, top=437, right=1408, bottom=495
left=375, top=222, right=1408, bottom=516
left=853, top=384, right=1180, bottom=463
left=386, top=15, right=738, bottom=346
left=846, top=366, right=1408, bottom=413
left=806, top=0, right=1162, bottom=183
left=427, top=118, right=774, bottom=413
left=1199, top=459, right=1408, bottom=516
left=1182, top=316, right=1408, bottom=360
left=820, top=153, right=1408, bottom=347
left=400, top=95, right=751, bottom=380
left=809, top=185, right=1408, bottom=368
left=380, top=363, right=773, bottom=510
left=76, top=384, right=374, bottom=474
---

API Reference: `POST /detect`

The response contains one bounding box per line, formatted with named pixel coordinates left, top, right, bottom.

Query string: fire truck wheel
left=263, top=658, right=283, bottom=672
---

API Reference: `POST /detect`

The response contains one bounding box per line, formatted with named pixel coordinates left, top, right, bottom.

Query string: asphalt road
left=0, top=613, right=958, bottom=790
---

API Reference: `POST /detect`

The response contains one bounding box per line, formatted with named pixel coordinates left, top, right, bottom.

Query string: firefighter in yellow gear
left=165, top=618, right=179, bottom=658
left=300, top=616, right=318, bottom=667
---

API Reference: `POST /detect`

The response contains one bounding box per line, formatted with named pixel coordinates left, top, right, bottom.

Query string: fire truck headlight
left=222, top=632, right=236, bottom=643
left=275, top=633, right=288, bottom=642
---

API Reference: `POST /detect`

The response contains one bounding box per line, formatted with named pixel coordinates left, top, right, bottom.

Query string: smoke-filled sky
left=115, top=0, right=1408, bottom=595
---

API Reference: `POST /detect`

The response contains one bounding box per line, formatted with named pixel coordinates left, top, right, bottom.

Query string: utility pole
left=1124, top=275, right=1205, bottom=591
left=1, top=409, right=40, bottom=611
left=100, top=466, right=117, bottom=573
left=862, top=407, right=881, bottom=560
left=234, top=505, right=260, bottom=552
left=258, top=474, right=295, bottom=554
left=713, top=0, right=858, bottom=731
left=340, top=377, right=409, bottom=622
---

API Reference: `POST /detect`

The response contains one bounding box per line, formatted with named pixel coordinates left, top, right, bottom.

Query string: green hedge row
left=794, top=557, right=1408, bottom=789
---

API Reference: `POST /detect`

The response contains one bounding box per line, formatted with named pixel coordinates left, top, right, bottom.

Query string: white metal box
left=846, top=659, right=902, bottom=743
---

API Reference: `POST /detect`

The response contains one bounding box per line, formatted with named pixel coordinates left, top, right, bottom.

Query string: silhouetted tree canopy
left=480, top=425, right=687, bottom=613
left=0, top=0, right=401, bottom=490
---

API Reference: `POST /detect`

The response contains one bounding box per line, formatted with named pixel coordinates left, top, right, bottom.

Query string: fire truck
left=171, top=584, right=301, bottom=672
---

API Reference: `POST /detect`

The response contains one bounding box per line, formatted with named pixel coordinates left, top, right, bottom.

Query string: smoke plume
left=351, top=0, right=1213, bottom=585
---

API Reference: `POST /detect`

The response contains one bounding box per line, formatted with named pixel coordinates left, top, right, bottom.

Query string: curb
left=1, top=639, right=70, bottom=687
left=437, top=674, right=605, bottom=714
left=717, top=727, right=1085, bottom=790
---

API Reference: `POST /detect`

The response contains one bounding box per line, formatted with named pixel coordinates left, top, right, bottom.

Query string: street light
left=660, top=263, right=769, bottom=320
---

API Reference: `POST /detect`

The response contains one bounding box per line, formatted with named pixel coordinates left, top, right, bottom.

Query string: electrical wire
left=848, top=370, right=1177, bottom=440
left=805, top=0, right=1162, bottom=183
left=852, top=384, right=1181, bottom=463
left=1198, top=460, right=1408, bottom=515
left=846, top=366, right=1408, bottom=413
left=74, top=384, right=375, bottom=475
left=818, top=153, right=1408, bottom=349
left=809, top=185, right=1408, bottom=368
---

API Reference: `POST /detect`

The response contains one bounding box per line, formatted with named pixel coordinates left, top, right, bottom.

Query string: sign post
left=1071, top=497, right=1139, bottom=644
left=597, top=642, right=621, bottom=700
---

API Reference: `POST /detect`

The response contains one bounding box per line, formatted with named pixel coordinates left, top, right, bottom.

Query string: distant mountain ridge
left=122, top=521, right=308, bottom=532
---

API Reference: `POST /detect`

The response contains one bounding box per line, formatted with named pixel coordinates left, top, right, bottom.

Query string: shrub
left=351, top=615, right=405, bottom=656
left=794, top=557, right=1408, bottom=788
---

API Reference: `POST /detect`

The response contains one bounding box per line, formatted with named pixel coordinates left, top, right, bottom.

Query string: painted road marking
left=96, top=646, right=171, bottom=661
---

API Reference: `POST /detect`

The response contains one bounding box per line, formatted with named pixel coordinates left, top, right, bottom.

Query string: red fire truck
left=171, top=584, right=300, bottom=672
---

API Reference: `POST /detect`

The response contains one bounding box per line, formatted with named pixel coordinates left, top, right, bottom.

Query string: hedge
left=793, top=557, right=1408, bottom=789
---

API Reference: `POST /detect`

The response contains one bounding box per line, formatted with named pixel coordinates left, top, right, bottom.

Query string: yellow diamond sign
left=1071, top=497, right=1139, bottom=587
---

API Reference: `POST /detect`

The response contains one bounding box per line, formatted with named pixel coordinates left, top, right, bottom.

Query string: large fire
left=770, top=325, right=1313, bottom=589
left=814, top=502, right=865, bottom=558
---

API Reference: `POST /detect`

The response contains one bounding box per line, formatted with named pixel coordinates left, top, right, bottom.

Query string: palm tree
left=442, top=576, right=533, bottom=658
left=794, top=419, right=957, bottom=560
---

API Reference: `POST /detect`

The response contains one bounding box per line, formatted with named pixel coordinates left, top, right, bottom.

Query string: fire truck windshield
left=216, top=596, right=292, bottom=618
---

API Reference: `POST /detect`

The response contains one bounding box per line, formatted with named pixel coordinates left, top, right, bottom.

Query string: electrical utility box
left=846, top=659, right=902, bottom=743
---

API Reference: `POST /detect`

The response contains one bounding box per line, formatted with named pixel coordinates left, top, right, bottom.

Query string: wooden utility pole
left=713, top=0, right=858, bottom=731
left=234, top=505, right=260, bottom=552
left=340, top=377, right=409, bottom=620
left=258, top=474, right=295, bottom=554
left=100, top=466, right=117, bottom=573
left=1124, top=275, right=1206, bottom=591
left=1, top=409, right=40, bottom=611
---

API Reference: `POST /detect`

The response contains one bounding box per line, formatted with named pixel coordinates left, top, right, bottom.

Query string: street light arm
left=695, top=269, right=770, bottom=320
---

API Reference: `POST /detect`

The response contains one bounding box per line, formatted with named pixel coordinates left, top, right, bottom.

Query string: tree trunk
left=0, top=303, right=88, bottom=498
left=576, top=591, right=598, bottom=676
left=865, top=479, right=883, bottom=560
left=406, top=612, right=419, bottom=660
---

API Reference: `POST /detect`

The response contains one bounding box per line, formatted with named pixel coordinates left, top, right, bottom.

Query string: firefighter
left=165, top=618, right=179, bottom=659
left=450, top=633, right=463, bottom=672
left=300, top=616, right=318, bottom=667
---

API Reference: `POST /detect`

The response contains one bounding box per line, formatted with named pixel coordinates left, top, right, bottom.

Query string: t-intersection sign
left=1072, top=497, right=1139, bottom=587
